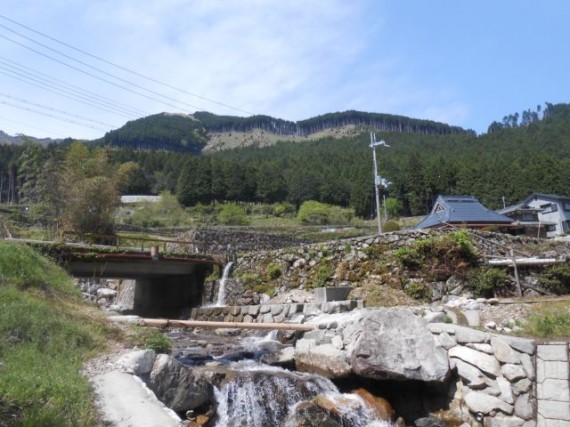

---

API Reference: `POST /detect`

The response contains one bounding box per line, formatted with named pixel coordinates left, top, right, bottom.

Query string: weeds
left=0, top=241, right=109, bottom=426
left=467, top=267, right=507, bottom=298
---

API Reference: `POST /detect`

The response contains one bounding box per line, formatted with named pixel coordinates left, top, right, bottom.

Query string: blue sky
left=1, top=0, right=569, bottom=139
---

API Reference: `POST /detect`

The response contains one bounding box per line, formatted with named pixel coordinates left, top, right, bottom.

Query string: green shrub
left=122, top=191, right=191, bottom=228
left=266, top=263, right=282, bottom=280
left=297, top=200, right=354, bottom=225
left=382, top=220, right=400, bottom=232
left=538, top=263, right=570, bottom=293
left=364, top=244, right=384, bottom=259
left=217, top=203, right=250, bottom=225
left=467, top=267, right=507, bottom=297
left=395, top=246, right=422, bottom=268
left=272, top=202, right=296, bottom=217
left=315, top=259, right=334, bottom=286
left=143, top=332, right=172, bottom=354
left=133, top=327, right=172, bottom=354
left=449, top=230, right=477, bottom=262
left=404, top=281, right=432, bottom=300
left=395, top=231, right=478, bottom=275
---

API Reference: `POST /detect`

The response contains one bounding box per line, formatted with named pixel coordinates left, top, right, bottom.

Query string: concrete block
left=313, top=286, right=351, bottom=304
left=537, top=345, right=568, bottom=362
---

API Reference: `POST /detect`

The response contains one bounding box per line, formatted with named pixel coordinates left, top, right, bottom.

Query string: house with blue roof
left=415, top=195, right=514, bottom=230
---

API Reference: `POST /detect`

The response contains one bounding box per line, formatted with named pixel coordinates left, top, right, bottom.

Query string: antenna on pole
left=370, top=132, right=390, bottom=234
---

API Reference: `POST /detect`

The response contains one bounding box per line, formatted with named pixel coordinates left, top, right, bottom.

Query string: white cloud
left=0, top=0, right=469, bottom=138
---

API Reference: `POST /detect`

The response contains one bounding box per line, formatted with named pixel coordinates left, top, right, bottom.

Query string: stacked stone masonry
left=190, top=300, right=361, bottom=324
left=537, top=343, right=570, bottom=427
left=190, top=303, right=570, bottom=426
left=428, top=323, right=537, bottom=426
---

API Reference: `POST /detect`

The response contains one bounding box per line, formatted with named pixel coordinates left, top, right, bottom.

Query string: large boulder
left=295, top=340, right=352, bottom=378
left=349, top=308, right=450, bottom=382
left=148, top=354, right=212, bottom=412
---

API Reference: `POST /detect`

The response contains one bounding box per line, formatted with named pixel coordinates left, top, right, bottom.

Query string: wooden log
left=138, top=318, right=317, bottom=331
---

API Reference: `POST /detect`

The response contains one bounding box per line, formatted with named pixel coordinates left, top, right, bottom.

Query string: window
left=540, top=203, right=558, bottom=213
left=546, top=224, right=556, bottom=232
left=521, top=213, right=536, bottom=221
left=563, top=203, right=570, bottom=211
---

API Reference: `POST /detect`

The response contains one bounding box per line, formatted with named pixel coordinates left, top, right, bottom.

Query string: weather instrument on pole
left=370, top=132, right=390, bottom=234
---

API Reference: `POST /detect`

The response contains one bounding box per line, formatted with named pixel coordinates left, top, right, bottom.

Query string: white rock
left=464, top=391, right=514, bottom=415
left=117, top=349, right=157, bottom=376
left=512, top=378, right=532, bottom=396
left=97, top=287, right=117, bottom=298
left=467, top=343, right=494, bottom=354
left=491, top=336, right=521, bottom=364
left=449, top=346, right=501, bottom=377
left=497, top=376, right=514, bottom=404
left=454, top=359, right=489, bottom=389
left=514, top=393, right=534, bottom=420
left=501, top=364, right=526, bottom=382
left=485, top=321, right=497, bottom=330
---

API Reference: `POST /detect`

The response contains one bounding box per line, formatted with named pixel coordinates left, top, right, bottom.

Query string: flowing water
left=215, top=262, right=233, bottom=306
left=213, top=361, right=392, bottom=427
left=186, top=333, right=394, bottom=427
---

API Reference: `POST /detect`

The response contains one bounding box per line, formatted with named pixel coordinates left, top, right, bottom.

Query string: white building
left=520, top=193, right=570, bottom=237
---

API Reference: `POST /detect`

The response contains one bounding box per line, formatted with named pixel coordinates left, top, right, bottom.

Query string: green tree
left=116, top=161, right=150, bottom=194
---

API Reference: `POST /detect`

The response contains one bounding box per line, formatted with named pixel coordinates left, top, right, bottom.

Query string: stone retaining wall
left=190, top=300, right=362, bottom=324
left=189, top=303, right=570, bottom=426
left=428, top=323, right=536, bottom=425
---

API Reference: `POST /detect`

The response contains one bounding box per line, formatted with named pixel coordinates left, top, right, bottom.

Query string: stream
left=167, top=329, right=394, bottom=427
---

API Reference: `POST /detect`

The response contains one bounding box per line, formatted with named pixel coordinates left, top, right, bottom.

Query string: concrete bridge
left=15, top=239, right=218, bottom=317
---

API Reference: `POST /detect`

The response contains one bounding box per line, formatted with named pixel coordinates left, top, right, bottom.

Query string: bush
left=144, top=332, right=172, bottom=354
left=297, top=200, right=354, bottom=225
left=395, top=231, right=478, bottom=276
left=382, top=220, right=400, bottom=232
left=266, top=263, right=282, bottom=280
left=538, top=263, right=570, bottom=293
left=272, top=202, right=296, bottom=217
left=315, top=259, right=334, bottom=287
left=467, top=267, right=507, bottom=297
left=217, top=203, right=250, bottom=225
left=395, top=246, right=422, bottom=268
left=405, top=281, right=432, bottom=300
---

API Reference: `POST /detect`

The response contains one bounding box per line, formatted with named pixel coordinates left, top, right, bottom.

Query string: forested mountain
left=0, top=130, right=59, bottom=146
left=101, top=110, right=472, bottom=153
left=102, top=113, right=209, bottom=154
left=2, top=103, right=570, bottom=220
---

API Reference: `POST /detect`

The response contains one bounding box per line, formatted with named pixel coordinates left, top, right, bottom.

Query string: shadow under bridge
left=68, top=250, right=217, bottom=318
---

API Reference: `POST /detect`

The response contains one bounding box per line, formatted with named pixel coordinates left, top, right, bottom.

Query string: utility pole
left=370, top=132, right=389, bottom=234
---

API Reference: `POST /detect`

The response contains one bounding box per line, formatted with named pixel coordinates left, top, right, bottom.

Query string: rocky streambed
left=87, top=305, right=546, bottom=427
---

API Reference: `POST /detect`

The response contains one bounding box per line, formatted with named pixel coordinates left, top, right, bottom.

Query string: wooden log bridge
left=138, top=318, right=317, bottom=331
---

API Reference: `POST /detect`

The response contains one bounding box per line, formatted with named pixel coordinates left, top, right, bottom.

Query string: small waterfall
left=216, top=262, right=233, bottom=307
left=213, top=362, right=393, bottom=427
left=114, top=280, right=136, bottom=312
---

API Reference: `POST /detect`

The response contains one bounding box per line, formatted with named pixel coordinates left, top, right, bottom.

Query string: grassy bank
left=0, top=241, right=110, bottom=426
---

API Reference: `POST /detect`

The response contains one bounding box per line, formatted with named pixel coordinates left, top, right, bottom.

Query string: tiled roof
left=415, top=195, right=513, bottom=229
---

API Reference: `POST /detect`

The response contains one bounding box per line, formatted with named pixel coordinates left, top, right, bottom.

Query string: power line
left=0, top=32, right=196, bottom=113
left=0, top=93, right=117, bottom=128
left=0, top=96, right=115, bottom=132
left=0, top=57, right=147, bottom=117
left=0, top=14, right=255, bottom=116
left=0, top=115, right=68, bottom=138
